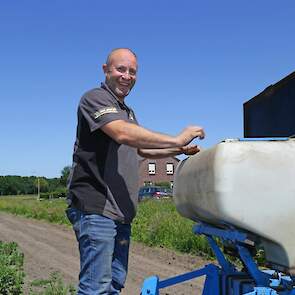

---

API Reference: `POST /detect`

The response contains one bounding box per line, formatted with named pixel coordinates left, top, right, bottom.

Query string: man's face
left=103, top=50, right=137, bottom=100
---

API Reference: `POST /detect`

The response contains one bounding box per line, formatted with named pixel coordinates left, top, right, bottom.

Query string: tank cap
left=222, top=138, right=240, bottom=143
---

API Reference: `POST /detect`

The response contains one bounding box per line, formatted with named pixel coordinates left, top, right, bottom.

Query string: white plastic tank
left=173, top=138, right=295, bottom=273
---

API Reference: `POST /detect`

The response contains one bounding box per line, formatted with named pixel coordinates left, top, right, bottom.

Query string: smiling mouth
left=118, top=84, right=131, bottom=91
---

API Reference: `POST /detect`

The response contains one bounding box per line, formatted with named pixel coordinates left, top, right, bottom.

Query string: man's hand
left=181, top=144, right=201, bottom=155
left=177, top=126, right=205, bottom=146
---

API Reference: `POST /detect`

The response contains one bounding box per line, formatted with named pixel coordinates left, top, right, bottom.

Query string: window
left=148, top=163, right=156, bottom=175
left=166, top=163, right=174, bottom=175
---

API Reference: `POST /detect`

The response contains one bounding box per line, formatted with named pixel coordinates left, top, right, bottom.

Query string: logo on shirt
left=94, top=107, right=118, bottom=119
left=129, top=111, right=135, bottom=121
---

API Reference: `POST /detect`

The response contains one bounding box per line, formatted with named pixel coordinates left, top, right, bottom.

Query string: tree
left=60, top=166, right=71, bottom=186
left=0, top=175, right=63, bottom=196
left=47, top=178, right=62, bottom=192
left=34, top=177, right=49, bottom=193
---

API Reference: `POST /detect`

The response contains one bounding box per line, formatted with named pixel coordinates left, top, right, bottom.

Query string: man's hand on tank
left=181, top=144, right=200, bottom=155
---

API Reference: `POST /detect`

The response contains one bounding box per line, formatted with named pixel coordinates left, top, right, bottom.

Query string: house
left=138, top=156, right=180, bottom=188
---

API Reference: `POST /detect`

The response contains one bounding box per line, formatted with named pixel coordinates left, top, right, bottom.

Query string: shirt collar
left=101, top=83, right=123, bottom=103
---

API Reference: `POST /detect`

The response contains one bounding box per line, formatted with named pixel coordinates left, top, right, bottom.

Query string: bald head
left=106, top=48, right=137, bottom=67
left=103, top=48, right=138, bottom=101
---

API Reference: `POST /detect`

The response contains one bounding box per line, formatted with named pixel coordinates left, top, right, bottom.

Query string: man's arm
left=101, top=120, right=205, bottom=149
left=138, top=144, right=200, bottom=159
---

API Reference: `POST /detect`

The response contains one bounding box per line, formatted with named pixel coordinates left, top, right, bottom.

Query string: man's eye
left=129, top=69, right=136, bottom=76
left=117, top=67, right=126, bottom=73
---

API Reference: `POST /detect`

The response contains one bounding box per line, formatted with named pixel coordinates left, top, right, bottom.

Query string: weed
left=29, top=272, right=76, bottom=295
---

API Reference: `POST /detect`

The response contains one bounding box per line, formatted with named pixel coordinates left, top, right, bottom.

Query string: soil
left=0, top=212, right=208, bottom=294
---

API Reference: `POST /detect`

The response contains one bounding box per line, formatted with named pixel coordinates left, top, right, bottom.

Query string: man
left=66, top=48, right=205, bottom=294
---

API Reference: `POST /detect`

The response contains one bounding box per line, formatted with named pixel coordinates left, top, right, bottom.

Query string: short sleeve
left=79, top=89, right=127, bottom=132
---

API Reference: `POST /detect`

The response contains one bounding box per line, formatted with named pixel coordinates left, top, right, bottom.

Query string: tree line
left=0, top=166, right=71, bottom=196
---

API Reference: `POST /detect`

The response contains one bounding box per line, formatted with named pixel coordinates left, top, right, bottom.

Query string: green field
left=0, top=241, right=75, bottom=294
left=0, top=196, right=212, bottom=257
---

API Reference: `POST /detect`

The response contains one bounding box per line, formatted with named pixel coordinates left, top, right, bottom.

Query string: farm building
left=138, top=156, right=179, bottom=188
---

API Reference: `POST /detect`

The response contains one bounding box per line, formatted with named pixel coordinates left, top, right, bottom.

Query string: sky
left=1, top=1, right=295, bottom=178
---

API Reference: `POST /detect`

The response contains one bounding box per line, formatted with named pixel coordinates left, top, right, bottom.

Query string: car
left=138, top=186, right=173, bottom=201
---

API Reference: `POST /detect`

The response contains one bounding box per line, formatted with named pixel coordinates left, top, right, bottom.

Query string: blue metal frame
left=140, top=223, right=295, bottom=295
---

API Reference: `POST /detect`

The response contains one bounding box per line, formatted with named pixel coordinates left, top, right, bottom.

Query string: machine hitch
left=141, top=223, right=295, bottom=295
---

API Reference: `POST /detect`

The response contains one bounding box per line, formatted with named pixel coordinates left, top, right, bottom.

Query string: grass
left=0, top=195, right=213, bottom=257
left=29, top=272, right=76, bottom=295
left=0, top=195, right=70, bottom=225
left=132, top=199, right=212, bottom=256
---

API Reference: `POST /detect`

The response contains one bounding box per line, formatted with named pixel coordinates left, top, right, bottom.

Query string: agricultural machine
left=141, top=71, right=295, bottom=294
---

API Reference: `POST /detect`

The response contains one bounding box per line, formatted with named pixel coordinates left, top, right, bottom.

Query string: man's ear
left=102, top=63, right=108, bottom=74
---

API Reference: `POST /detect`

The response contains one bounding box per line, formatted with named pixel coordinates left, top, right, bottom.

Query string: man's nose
left=121, top=72, right=132, bottom=80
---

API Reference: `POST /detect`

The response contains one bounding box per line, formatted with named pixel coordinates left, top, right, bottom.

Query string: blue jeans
left=66, top=207, right=131, bottom=295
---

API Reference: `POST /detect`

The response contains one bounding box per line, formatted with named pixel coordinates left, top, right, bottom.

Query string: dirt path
left=0, top=212, right=207, bottom=294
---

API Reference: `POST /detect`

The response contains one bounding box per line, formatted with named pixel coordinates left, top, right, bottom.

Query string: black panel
left=244, top=71, right=295, bottom=138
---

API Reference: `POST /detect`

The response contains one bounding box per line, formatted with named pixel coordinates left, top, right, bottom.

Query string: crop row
left=0, top=241, right=75, bottom=294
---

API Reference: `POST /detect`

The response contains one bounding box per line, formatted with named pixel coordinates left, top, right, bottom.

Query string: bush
left=154, top=182, right=171, bottom=188
left=0, top=241, right=25, bottom=294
